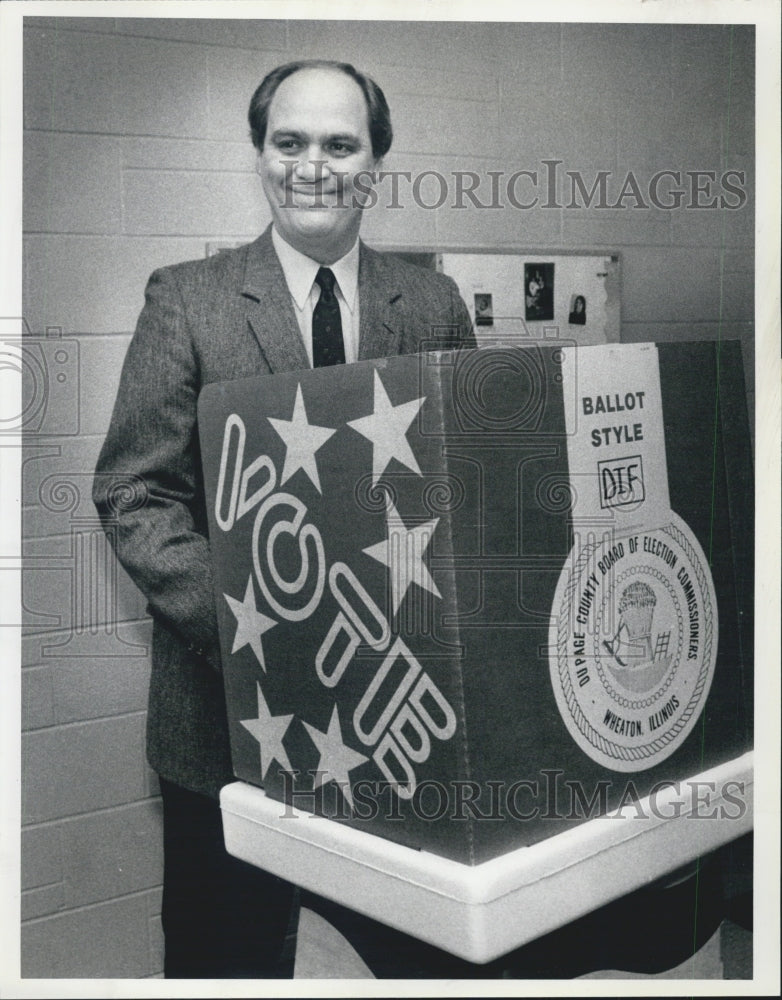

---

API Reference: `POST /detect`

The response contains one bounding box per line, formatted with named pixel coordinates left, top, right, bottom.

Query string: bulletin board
left=389, top=249, right=621, bottom=346
left=437, top=251, right=621, bottom=346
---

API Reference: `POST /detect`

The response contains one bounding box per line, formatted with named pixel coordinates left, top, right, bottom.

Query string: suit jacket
left=93, top=226, right=475, bottom=798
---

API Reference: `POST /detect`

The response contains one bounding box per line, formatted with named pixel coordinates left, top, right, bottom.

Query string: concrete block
left=670, top=198, right=754, bottom=250
left=22, top=665, right=55, bottom=730
left=392, top=94, right=498, bottom=158
left=23, top=235, right=208, bottom=334
left=21, top=882, right=66, bottom=923
left=379, top=60, right=498, bottom=105
left=492, top=21, right=562, bottom=90
left=20, top=561, right=71, bottom=634
left=115, top=17, right=286, bottom=51
left=561, top=23, right=672, bottom=106
left=616, top=99, right=723, bottom=177
left=122, top=168, right=266, bottom=236
left=206, top=45, right=284, bottom=144
left=121, top=136, right=255, bottom=172
left=723, top=39, right=755, bottom=159
left=149, top=913, right=165, bottom=975
left=21, top=823, right=65, bottom=920
left=24, top=27, right=116, bottom=133
left=21, top=714, right=147, bottom=824
left=22, top=27, right=57, bottom=132
left=360, top=197, right=437, bottom=249
left=60, top=798, right=163, bottom=908
left=24, top=132, right=121, bottom=235
left=720, top=249, right=755, bottom=275
left=114, top=36, right=210, bottom=139
left=22, top=823, right=62, bottom=889
left=21, top=893, right=152, bottom=977
left=621, top=247, right=723, bottom=323
left=287, top=20, right=504, bottom=77
left=24, top=460, right=134, bottom=544
left=354, top=151, right=439, bottom=247
left=77, top=334, right=132, bottom=436
left=671, top=25, right=740, bottom=113
left=720, top=269, right=754, bottom=323
left=144, top=765, right=161, bottom=799
left=146, top=883, right=163, bottom=916
left=25, top=599, right=148, bottom=673
left=34, top=16, right=118, bottom=34
left=21, top=433, right=105, bottom=508
left=434, top=188, right=562, bottom=250
left=21, top=16, right=73, bottom=31
left=51, top=637, right=152, bottom=723
left=21, top=533, right=149, bottom=635
left=658, top=112, right=729, bottom=178
left=1, top=330, right=125, bottom=448
left=562, top=208, right=671, bottom=249
left=499, top=80, right=617, bottom=177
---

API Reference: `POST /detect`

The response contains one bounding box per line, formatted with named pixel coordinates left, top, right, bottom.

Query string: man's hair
left=248, top=59, right=393, bottom=160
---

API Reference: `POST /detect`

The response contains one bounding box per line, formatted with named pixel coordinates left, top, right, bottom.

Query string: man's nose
left=293, top=154, right=330, bottom=182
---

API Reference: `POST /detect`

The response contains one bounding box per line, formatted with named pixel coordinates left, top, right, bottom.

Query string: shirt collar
left=272, top=227, right=359, bottom=314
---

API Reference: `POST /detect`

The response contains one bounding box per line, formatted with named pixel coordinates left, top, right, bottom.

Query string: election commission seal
left=549, top=513, right=718, bottom=772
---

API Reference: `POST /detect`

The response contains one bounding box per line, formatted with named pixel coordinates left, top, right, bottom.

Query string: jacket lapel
left=241, top=227, right=309, bottom=373
left=241, top=229, right=403, bottom=371
left=358, top=243, right=403, bottom=361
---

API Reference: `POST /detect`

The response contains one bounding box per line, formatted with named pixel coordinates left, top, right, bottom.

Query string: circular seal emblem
left=548, top=513, right=718, bottom=772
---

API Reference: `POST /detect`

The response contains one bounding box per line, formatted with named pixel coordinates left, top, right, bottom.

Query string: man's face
left=259, top=67, right=379, bottom=264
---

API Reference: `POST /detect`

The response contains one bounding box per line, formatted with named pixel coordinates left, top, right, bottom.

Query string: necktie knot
left=315, top=267, right=337, bottom=303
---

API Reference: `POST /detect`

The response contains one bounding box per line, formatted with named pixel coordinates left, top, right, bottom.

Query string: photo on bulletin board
left=524, top=262, right=554, bottom=321
left=474, top=293, right=494, bottom=327
left=569, top=294, right=587, bottom=325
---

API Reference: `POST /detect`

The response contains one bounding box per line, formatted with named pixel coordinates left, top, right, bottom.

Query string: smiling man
left=93, top=59, right=473, bottom=979
left=255, top=63, right=384, bottom=268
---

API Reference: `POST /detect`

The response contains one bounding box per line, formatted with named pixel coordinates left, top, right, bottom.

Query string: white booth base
left=220, top=752, right=752, bottom=964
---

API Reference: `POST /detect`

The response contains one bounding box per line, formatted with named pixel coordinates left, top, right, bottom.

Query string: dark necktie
left=312, top=267, right=346, bottom=368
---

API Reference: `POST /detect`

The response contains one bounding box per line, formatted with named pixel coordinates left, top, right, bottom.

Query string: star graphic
left=302, top=705, right=369, bottom=811
left=224, top=576, right=276, bottom=671
left=268, top=383, right=336, bottom=493
left=363, top=500, right=441, bottom=614
left=347, top=370, right=426, bottom=485
left=240, top=682, right=294, bottom=780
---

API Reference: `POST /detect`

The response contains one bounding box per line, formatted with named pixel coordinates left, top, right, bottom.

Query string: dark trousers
left=159, top=777, right=298, bottom=978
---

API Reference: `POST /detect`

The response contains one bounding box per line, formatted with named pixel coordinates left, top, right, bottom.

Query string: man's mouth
left=283, top=186, right=345, bottom=209
left=289, top=186, right=333, bottom=196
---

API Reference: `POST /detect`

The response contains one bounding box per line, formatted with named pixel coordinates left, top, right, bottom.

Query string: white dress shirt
left=271, top=227, right=360, bottom=366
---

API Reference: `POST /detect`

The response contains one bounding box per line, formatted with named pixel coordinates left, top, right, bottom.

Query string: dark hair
left=248, top=60, right=393, bottom=159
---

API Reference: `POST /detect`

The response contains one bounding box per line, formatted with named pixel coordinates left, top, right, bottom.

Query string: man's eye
left=276, top=138, right=301, bottom=152
left=327, top=142, right=355, bottom=156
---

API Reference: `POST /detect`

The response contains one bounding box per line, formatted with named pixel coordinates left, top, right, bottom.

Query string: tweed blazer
left=93, top=226, right=475, bottom=798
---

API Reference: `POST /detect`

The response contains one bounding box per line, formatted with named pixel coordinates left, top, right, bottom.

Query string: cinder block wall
left=21, top=16, right=754, bottom=978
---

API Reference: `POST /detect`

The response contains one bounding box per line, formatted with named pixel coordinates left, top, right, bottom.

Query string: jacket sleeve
left=93, top=265, right=221, bottom=669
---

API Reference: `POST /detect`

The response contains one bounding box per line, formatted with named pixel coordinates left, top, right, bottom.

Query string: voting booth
left=199, top=340, right=752, bottom=959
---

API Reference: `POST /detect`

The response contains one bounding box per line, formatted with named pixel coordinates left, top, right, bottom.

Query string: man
left=93, top=59, right=474, bottom=978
